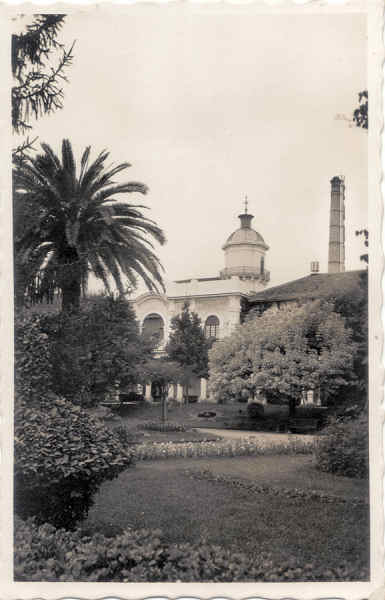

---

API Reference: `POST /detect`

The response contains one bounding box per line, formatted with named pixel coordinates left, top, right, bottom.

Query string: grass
left=83, top=455, right=369, bottom=574
left=98, top=400, right=247, bottom=430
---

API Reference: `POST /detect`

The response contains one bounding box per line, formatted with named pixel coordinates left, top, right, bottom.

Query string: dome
left=220, top=207, right=270, bottom=284
left=224, top=227, right=267, bottom=248
left=222, top=213, right=269, bottom=251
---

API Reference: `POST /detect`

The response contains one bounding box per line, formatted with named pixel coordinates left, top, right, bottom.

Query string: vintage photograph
left=6, top=1, right=383, bottom=593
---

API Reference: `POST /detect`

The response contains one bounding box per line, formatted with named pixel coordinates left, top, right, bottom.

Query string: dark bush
left=14, top=395, right=134, bottom=529
left=247, top=402, right=265, bottom=418
left=14, top=517, right=368, bottom=582
left=14, top=313, right=54, bottom=401
left=314, top=415, right=369, bottom=478
left=19, top=296, right=153, bottom=405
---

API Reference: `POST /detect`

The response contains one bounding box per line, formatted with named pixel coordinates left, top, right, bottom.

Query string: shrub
left=14, top=395, right=134, bottom=528
left=314, top=415, right=369, bottom=478
left=14, top=313, right=54, bottom=401
left=18, top=297, right=153, bottom=406
left=14, top=516, right=368, bottom=582
left=112, top=424, right=143, bottom=445
left=140, top=421, right=186, bottom=432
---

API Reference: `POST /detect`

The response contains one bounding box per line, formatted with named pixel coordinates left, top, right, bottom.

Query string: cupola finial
left=244, top=195, right=248, bottom=214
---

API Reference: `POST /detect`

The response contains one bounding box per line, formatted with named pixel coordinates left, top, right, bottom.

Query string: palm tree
left=14, top=139, right=166, bottom=311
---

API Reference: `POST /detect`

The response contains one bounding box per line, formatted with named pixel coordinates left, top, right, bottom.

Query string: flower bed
left=187, top=469, right=368, bottom=506
left=133, top=436, right=313, bottom=461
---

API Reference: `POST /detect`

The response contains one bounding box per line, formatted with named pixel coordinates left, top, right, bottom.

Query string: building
left=132, top=176, right=363, bottom=403
left=131, top=201, right=270, bottom=401
left=245, top=268, right=364, bottom=317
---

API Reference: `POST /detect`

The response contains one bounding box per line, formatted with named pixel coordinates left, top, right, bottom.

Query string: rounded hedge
left=15, top=395, right=134, bottom=528
left=314, top=415, right=369, bottom=479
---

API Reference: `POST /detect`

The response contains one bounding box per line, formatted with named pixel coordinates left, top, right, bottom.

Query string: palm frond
left=61, top=139, right=76, bottom=181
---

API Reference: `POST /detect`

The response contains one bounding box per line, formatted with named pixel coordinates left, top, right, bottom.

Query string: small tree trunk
left=161, top=392, right=168, bottom=422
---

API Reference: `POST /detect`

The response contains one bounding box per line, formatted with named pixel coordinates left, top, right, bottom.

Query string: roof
left=224, top=227, right=267, bottom=247
left=247, top=270, right=365, bottom=304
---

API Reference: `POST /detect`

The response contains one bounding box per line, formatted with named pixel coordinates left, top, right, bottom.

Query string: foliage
left=13, top=139, right=165, bottom=311
left=40, top=296, right=152, bottom=404
left=15, top=296, right=151, bottom=405
left=141, top=421, right=186, bottom=432
left=12, top=15, right=74, bottom=137
left=330, top=270, right=368, bottom=408
left=137, top=359, right=183, bottom=395
left=14, top=516, right=368, bottom=581
left=355, top=229, right=369, bottom=264
left=133, top=436, right=313, bottom=461
left=14, top=394, right=134, bottom=529
left=314, top=415, right=369, bottom=478
left=14, top=312, right=54, bottom=401
left=353, top=90, right=368, bottom=130
left=209, top=301, right=356, bottom=407
left=166, top=302, right=210, bottom=385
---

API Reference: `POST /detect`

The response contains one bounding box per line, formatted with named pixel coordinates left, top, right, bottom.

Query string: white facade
left=131, top=208, right=270, bottom=401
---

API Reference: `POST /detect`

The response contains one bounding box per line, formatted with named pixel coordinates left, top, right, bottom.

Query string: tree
left=165, top=302, right=210, bottom=402
left=355, top=229, right=369, bottom=264
left=12, top=15, right=74, bottom=142
left=13, top=139, right=166, bottom=311
left=353, top=90, right=368, bottom=130
left=137, top=359, right=182, bottom=421
left=353, top=91, right=369, bottom=264
left=36, top=295, right=153, bottom=404
left=209, top=301, right=356, bottom=411
left=331, top=270, right=368, bottom=412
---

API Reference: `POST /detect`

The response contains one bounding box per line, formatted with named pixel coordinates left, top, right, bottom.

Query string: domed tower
left=220, top=199, right=269, bottom=284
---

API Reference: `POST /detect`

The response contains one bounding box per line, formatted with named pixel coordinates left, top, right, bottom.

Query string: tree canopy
left=13, top=139, right=166, bottom=311
left=208, top=300, right=356, bottom=405
left=166, top=302, right=210, bottom=380
left=353, top=90, right=368, bottom=130
left=15, top=295, right=153, bottom=405
left=12, top=15, right=74, bottom=140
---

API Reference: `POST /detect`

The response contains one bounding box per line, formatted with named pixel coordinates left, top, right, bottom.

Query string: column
left=176, top=384, right=183, bottom=402
left=145, top=384, right=152, bottom=401
left=199, top=378, right=207, bottom=401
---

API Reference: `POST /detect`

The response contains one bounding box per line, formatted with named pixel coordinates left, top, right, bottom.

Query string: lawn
left=93, top=400, right=246, bottom=430
left=83, top=454, right=369, bottom=578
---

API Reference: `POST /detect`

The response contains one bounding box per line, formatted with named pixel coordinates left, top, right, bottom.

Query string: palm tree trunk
left=59, top=248, right=82, bottom=312
left=61, top=277, right=81, bottom=312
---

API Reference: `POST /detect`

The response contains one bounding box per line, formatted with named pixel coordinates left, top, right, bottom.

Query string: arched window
left=260, top=256, right=265, bottom=274
left=142, top=313, right=164, bottom=346
left=205, top=315, right=220, bottom=339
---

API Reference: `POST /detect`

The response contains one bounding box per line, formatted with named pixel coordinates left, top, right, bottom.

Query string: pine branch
left=12, top=136, right=38, bottom=166
left=12, top=15, right=66, bottom=80
left=12, top=42, right=75, bottom=134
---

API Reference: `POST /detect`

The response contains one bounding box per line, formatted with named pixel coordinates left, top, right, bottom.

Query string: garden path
left=196, top=428, right=316, bottom=445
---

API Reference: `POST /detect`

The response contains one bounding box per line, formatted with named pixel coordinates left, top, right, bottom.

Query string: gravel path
left=196, top=427, right=316, bottom=445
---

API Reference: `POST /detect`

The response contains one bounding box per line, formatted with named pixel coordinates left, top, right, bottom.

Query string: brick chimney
left=328, top=176, right=345, bottom=273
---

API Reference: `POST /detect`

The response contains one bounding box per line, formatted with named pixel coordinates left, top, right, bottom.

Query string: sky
left=14, top=7, right=368, bottom=291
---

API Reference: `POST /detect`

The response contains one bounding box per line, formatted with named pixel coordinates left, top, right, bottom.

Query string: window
left=260, top=256, right=265, bottom=274
left=142, top=313, right=164, bottom=346
left=205, top=315, right=219, bottom=339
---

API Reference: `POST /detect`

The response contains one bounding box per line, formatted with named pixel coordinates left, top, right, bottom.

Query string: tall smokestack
left=328, top=176, right=345, bottom=273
